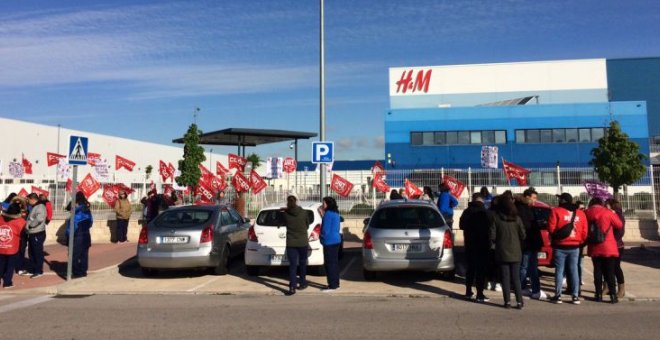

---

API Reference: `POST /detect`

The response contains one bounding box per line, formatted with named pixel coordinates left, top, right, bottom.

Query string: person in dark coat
left=282, top=193, right=310, bottom=296
left=389, top=189, right=402, bottom=200
left=515, top=188, right=546, bottom=300
left=606, top=198, right=626, bottom=298
left=490, top=196, right=526, bottom=309
left=459, top=192, right=492, bottom=302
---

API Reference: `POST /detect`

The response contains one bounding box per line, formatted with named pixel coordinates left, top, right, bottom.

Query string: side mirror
left=363, top=217, right=370, bottom=226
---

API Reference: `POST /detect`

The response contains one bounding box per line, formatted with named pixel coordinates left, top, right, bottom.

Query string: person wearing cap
left=114, top=191, right=132, bottom=243
left=25, top=193, right=47, bottom=278
left=0, top=203, right=27, bottom=288
left=281, top=193, right=310, bottom=296
left=547, top=193, right=588, bottom=304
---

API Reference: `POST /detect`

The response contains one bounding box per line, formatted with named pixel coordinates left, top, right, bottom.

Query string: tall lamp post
left=319, top=0, right=326, bottom=200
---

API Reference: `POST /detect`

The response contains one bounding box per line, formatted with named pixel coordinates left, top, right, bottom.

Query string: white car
left=244, top=201, right=343, bottom=276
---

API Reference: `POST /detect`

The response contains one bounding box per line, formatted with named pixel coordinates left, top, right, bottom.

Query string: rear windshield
left=154, top=209, right=213, bottom=228
left=257, top=209, right=315, bottom=227
left=532, top=207, right=550, bottom=229
left=370, top=206, right=444, bottom=229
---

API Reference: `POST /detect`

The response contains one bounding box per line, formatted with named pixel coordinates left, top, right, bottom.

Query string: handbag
left=552, top=210, right=576, bottom=241
left=587, top=221, right=612, bottom=245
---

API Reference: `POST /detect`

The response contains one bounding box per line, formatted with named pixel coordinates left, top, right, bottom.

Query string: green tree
left=246, top=153, right=263, bottom=171
left=176, top=123, right=206, bottom=193
left=590, top=120, right=648, bottom=195
left=145, top=165, right=153, bottom=179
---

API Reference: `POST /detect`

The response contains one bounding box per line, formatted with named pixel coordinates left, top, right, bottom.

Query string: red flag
left=502, top=159, right=531, bottom=186
left=330, top=174, right=354, bottom=197
left=116, top=155, right=136, bottom=171
left=102, top=184, right=119, bottom=208
left=66, top=178, right=72, bottom=192
left=371, top=161, right=385, bottom=175
left=18, top=188, right=29, bottom=198
left=113, top=183, right=134, bottom=195
left=232, top=172, right=251, bottom=193
left=443, top=175, right=465, bottom=198
left=79, top=173, right=101, bottom=198
left=22, top=154, right=33, bottom=175
left=195, top=181, right=215, bottom=203
left=228, top=153, right=247, bottom=172
left=216, top=161, right=229, bottom=176
left=199, top=163, right=214, bottom=181
left=163, top=184, right=174, bottom=197
left=31, top=186, right=49, bottom=198
left=283, top=157, right=297, bottom=174
left=404, top=179, right=423, bottom=199
left=159, top=160, right=170, bottom=181
left=87, top=152, right=102, bottom=166
left=372, top=173, right=391, bottom=193
left=46, top=152, right=65, bottom=167
left=249, top=170, right=268, bottom=194
left=168, top=162, right=176, bottom=181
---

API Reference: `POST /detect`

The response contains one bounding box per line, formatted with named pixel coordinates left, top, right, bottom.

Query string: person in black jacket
left=459, top=192, right=492, bottom=302
left=515, top=188, right=546, bottom=300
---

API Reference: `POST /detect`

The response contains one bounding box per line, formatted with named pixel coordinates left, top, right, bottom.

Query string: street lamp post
left=319, top=0, right=326, bottom=200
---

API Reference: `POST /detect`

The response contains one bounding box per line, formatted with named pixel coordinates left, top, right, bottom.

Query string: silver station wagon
left=362, top=199, right=455, bottom=280
left=137, top=204, right=250, bottom=276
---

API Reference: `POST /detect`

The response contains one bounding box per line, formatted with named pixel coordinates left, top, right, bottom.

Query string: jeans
left=28, top=231, right=46, bottom=275
left=0, top=253, right=18, bottom=287
left=593, top=256, right=617, bottom=297
left=72, top=230, right=91, bottom=276
left=323, top=244, right=341, bottom=289
left=116, top=219, right=129, bottom=242
left=286, top=246, right=308, bottom=289
left=520, top=250, right=541, bottom=294
left=553, top=247, right=579, bottom=297
left=500, top=262, right=522, bottom=304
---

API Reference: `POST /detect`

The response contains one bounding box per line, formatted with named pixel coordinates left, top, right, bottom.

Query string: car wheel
left=214, top=246, right=230, bottom=276
left=363, top=269, right=377, bottom=281
left=246, top=265, right=260, bottom=276
left=141, top=267, right=157, bottom=277
left=439, top=270, right=456, bottom=281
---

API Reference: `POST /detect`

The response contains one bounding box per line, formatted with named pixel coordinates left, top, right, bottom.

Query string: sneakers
left=464, top=292, right=474, bottom=300
left=297, top=284, right=308, bottom=291
left=516, top=302, right=524, bottom=310
left=284, top=288, right=296, bottom=296
left=494, top=283, right=502, bottom=292
left=3, top=285, right=14, bottom=289
left=30, top=274, right=43, bottom=279
left=571, top=296, right=581, bottom=305
left=476, top=295, right=490, bottom=303
left=531, top=290, right=548, bottom=300
left=18, top=270, right=30, bottom=276
left=322, top=287, right=340, bottom=293
left=550, top=295, right=563, bottom=304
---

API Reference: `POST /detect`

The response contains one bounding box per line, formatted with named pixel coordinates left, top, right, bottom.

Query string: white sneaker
left=18, top=270, right=30, bottom=276
left=531, top=290, right=548, bottom=300
left=494, top=283, right=502, bottom=292
left=322, top=287, right=340, bottom=293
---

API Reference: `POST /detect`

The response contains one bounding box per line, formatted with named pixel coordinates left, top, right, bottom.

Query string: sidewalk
left=3, top=242, right=136, bottom=294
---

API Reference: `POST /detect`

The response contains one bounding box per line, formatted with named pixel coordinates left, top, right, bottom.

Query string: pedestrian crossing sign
left=68, top=135, right=89, bottom=165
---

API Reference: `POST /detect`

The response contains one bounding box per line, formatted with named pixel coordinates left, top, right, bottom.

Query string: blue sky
left=1, top=0, right=659, bottom=161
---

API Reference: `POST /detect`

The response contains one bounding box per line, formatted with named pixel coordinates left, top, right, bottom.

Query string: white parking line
left=0, top=296, right=52, bottom=314
left=186, top=277, right=221, bottom=292
left=340, top=257, right=358, bottom=278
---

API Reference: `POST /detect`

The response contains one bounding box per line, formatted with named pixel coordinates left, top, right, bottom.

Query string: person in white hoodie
left=25, top=193, right=47, bottom=278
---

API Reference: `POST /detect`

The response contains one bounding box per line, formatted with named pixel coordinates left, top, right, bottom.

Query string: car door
left=218, top=209, right=237, bottom=255
left=228, top=207, right=249, bottom=251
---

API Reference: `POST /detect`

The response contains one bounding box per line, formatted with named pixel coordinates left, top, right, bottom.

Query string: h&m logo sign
left=395, top=69, right=432, bottom=94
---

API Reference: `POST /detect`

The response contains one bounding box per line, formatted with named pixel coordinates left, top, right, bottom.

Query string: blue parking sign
left=312, top=141, right=334, bottom=164
left=68, top=135, right=89, bottom=165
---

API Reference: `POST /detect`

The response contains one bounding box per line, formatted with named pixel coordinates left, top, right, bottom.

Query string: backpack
left=552, top=210, right=576, bottom=241
left=587, top=220, right=611, bottom=245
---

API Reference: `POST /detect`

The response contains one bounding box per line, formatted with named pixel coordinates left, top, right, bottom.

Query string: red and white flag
left=113, top=183, right=135, bottom=195
left=46, top=152, right=65, bottom=167
left=163, top=184, right=174, bottom=197
left=283, top=157, right=297, bottom=174
left=232, top=172, right=251, bottom=193
left=443, top=175, right=465, bottom=198
left=228, top=153, right=247, bottom=172
left=31, top=186, right=49, bottom=198
left=330, top=174, right=354, bottom=197
left=404, top=179, right=423, bottom=199
left=371, top=161, right=385, bottom=175
left=159, top=160, right=170, bottom=181
left=87, top=152, right=102, bottom=166
left=502, top=159, right=531, bottom=186
left=79, top=173, right=101, bottom=198
left=167, top=162, right=176, bottom=181
left=216, top=161, right=229, bottom=176
left=21, top=154, right=33, bottom=175
left=102, top=184, right=119, bottom=208
left=66, top=178, right=72, bottom=193
left=116, top=155, right=136, bottom=171
left=372, top=173, right=391, bottom=193
left=249, top=170, right=268, bottom=194
left=18, top=188, right=29, bottom=198
left=195, top=181, right=215, bottom=203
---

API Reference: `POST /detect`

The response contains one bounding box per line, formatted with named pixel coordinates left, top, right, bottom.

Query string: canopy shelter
left=172, top=128, right=317, bottom=157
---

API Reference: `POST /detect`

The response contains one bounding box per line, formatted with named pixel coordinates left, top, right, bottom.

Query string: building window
left=4, top=179, right=12, bottom=184
left=446, top=131, right=458, bottom=144
left=516, top=130, right=525, bottom=143
left=566, top=128, right=578, bottom=142
left=411, top=132, right=422, bottom=145
left=515, top=127, right=607, bottom=144
left=526, top=130, right=540, bottom=143
left=591, top=128, right=605, bottom=141
left=457, top=131, right=470, bottom=145
left=482, top=131, right=495, bottom=144
left=579, top=128, right=591, bottom=143
left=412, top=130, right=507, bottom=146
left=495, top=131, right=506, bottom=144
left=434, top=132, right=446, bottom=145
left=422, top=132, right=434, bottom=145
left=470, top=131, right=481, bottom=144
left=553, top=129, right=565, bottom=143
left=540, top=129, right=552, bottom=143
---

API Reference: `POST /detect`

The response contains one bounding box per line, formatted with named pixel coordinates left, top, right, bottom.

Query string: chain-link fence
left=1, top=166, right=657, bottom=221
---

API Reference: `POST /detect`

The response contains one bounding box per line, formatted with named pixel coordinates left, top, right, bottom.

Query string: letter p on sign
left=312, top=141, right=334, bottom=164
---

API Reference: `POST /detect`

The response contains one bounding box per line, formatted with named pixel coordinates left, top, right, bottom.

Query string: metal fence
left=1, top=166, right=657, bottom=221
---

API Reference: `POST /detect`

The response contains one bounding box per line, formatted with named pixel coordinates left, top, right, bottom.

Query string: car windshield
left=153, top=209, right=213, bottom=228
left=370, top=206, right=444, bottom=229
left=532, top=207, right=551, bottom=229
left=257, top=209, right=315, bottom=227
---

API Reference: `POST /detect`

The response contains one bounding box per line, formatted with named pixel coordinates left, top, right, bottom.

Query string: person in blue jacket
left=319, top=196, right=342, bottom=292
left=66, top=192, right=93, bottom=278
left=437, top=183, right=459, bottom=228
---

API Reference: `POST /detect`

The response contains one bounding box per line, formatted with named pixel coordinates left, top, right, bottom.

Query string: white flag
left=481, top=146, right=499, bottom=169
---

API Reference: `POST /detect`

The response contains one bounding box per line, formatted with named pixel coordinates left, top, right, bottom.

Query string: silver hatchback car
left=137, top=204, right=249, bottom=276
left=362, top=199, right=455, bottom=280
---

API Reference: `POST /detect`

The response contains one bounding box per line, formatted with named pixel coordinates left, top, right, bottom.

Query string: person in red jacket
left=586, top=197, right=623, bottom=303
left=38, top=194, right=53, bottom=225
left=547, top=193, right=588, bottom=304
left=0, top=203, right=27, bottom=288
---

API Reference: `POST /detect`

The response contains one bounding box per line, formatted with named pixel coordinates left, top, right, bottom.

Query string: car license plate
left=392, top=243, right=422, bottom=252
left=271, top=254, right=288, bottom=263
left=537, top=252, right=547, bottom=260
left=161, top=236, right=188, bottom=244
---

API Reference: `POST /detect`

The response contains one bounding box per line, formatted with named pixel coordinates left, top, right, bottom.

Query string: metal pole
left=294, top=139, right=298, bottom=190
left=468, top=167, right=472, bottom=195
left=66, top=165, right=78, bottom=281
left=319, top=0, right=327, bottom=201
left=650, top=165, right=658, bottom=220
left=55, top=124, right=60, bottom=209
left=556, top=164, right=561, bottom=194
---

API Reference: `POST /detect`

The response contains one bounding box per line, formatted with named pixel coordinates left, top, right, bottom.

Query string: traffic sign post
left=67, top=135, right=89, bottom=281
left=312, top=141, right=334, bottom=164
